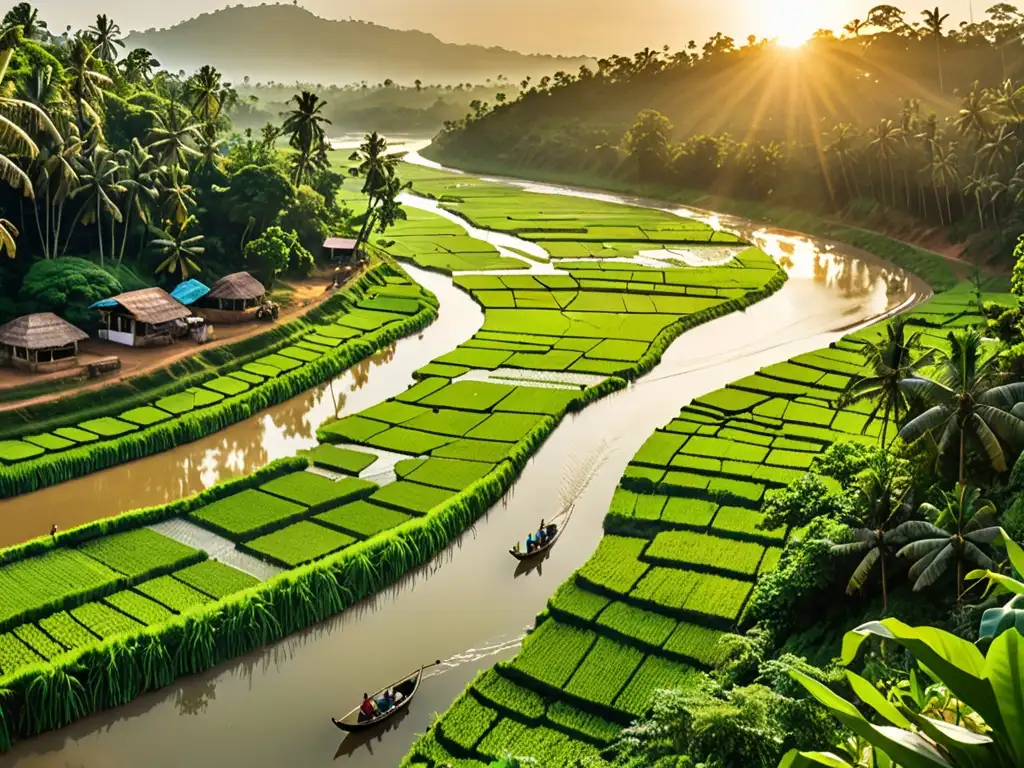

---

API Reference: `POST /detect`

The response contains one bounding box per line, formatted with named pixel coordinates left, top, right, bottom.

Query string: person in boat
left=376, top=689, right=393, bottom=712
left=359, top=693, right=378, bottom=722
left=536, top=520, right=547, bottom=545
left=526, top=533, right=535, bottom=553
left=546, top=522, right=558, bottom=539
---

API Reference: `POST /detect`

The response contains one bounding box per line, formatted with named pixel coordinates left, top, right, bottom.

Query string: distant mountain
left=124, top=5, right=591, bottom=86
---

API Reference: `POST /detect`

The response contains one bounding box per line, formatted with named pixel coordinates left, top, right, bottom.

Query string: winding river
left=0, top=157, right=928, bottom=768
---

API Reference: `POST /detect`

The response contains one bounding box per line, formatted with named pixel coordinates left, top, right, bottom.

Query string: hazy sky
left=33, top=0, right=981, bottom=56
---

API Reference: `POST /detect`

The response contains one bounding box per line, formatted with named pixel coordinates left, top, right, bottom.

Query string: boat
left=509, top=524, right=562, bottom=561
left=330, top=660, right=440, bottom=732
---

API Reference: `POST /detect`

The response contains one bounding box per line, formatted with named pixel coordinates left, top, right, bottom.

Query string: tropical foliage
left=0, top=7, right=405, bottom=326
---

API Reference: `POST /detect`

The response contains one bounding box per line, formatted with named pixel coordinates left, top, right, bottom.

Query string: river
left=0, top=163, right=928, bottom=768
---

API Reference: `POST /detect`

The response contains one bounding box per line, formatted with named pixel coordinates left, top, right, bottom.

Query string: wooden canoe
left=331, top=661, right=439, bottom=732
left=509, top=528, right=560, bottom=561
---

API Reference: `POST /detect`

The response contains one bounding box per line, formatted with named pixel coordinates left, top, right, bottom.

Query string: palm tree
left=2, top=3, right=47, bottom=40
left=152, top=215, right=203, bottom=279
left=65, top=36, right=111, bottom=137
left=33, top=120, right=83, bottom=259
left=978, top=123, right=1016, bottom=175
left=840, top=317, right=932, bottom=446
left=350, top=131, right=405, bottom=252
left=187, top=65, right=224, bottom=127
left=160, top=166, right=195, bottom=227
left=895, top=484, right=1001, bottom=598
left=899, top=328, right=1024, bottom=485
left=115, top=139, right=160, bottom=265
left=869, top=119, right=902, bottom=206
left=88, top=14, right=124, bottom=62
left=927, top=141, right=958, bottom=224
left=21, top=63, right=65, bottom=115
left=832, top=454, right=912, bottom=610
left=0, top=27, right=59, bottom=257
left=281, top=90, right=331, bottom=186
left=921, top=7, right=951, bottom=93
left=146, top=107, right=202, bottom=169
left=955, top=83, right=994, bottom=142
left=68, top=144, right=125, bottom=266
left=826, top=123, right=861, bottom=201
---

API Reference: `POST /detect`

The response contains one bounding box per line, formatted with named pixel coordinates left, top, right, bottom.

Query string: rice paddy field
left=400, top=281, right=1004, bottom=767
left=0, top=267, right=437, bottom=497
left=0, top=153, right=1002, bottom=763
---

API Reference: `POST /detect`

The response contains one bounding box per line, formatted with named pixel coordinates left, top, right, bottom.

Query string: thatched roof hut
left=0, top=313, right=89, bottom=372
left=199, top=272, right=267, bottom=322
left=91, top=288, right=190, bottom=347
left=208, top=272, right=266, bottom=302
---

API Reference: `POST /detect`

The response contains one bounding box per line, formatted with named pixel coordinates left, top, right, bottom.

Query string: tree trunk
left=944, top=189, right=953, bottom=225
left=976, top=194, right=985, bottom=231
left=881, top=550, right=888, bottom=611
left=959, top=428, right=966, bottom=486
left=97, top=196, right=104, bottom=267
left=934, top=185, right=945, bottom=226
left=936, top=37, right=944, bottom=94
left=118, top=194, right=134, bottom=266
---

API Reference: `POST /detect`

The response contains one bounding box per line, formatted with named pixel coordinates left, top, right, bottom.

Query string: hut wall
left=8, top=344, right=79, bottom=373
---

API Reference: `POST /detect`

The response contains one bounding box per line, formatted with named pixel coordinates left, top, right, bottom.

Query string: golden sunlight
left=762, top=0, right=822, bottom=48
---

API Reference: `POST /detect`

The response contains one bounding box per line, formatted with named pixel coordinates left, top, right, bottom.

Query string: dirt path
left=0, top=268, right=357, bottom=413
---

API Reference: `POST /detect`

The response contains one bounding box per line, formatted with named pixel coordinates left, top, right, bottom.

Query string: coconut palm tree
left=33, top=120, right=83, bottom=259
left=115, top=139, right=160, bottom=265
left=69, top=144, right=125, bottom=266
left=955, top=83, right=994, bottom=142
left=895, top=483, right=1001, bottom=598
left=826, top=123, right=861, bottom=200
left=899, top=328, right=1024, bottom=485
left=921, top=7, right=951, bottom=93
left=88, top=14, right=124, bottom=63
left=187, top=65, right=224, bottom=128
left=160, top=165, right=195, bottom=227
left=350, top=131, right=404, bottom=252
left=0, top=27, right=59, bottom=257
left=840, top=317, right=933, bottom=446
left=2, top=4, right=47, bottom=40
left=65, top=36, right=111, bottom=138
left=152, top=215, right=203, bottom=279
left=281, top=90, right=331, bottom=186
left=146, top=106, right=202, bottom=170
left=869, top=119, right=902, bottom=206
left=832, top=454, right=913, bottom=610
left=927, top=141, right=958, bottom=224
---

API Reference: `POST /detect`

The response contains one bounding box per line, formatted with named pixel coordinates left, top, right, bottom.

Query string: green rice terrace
left=0, top=154, right=1019, bottom=768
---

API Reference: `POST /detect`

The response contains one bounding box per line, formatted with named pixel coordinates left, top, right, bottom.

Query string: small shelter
left=0, top=313, right=89, bottom=372
left=170, top=279, right=210, bottom=307
left=198, top=271, right=267, bottom=323
left=91, top=288, right=191, bottom=347
left=324, top=237, right=358, bottom=262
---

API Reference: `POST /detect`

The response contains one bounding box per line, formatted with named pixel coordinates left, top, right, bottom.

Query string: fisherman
left=50, top=524, right=58, bottom=537
left=359, top=693, right=378, bottom=721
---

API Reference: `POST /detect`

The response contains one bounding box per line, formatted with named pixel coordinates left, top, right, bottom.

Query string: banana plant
left=780, top=619, right=1024, bottom=767
left=966, top=529, right=1024, bottom=641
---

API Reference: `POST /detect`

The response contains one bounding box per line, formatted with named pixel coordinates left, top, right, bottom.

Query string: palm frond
left=899, top=405, right=953, bottom=443
left=912, top=544, right=956, bottom=590
left=847, top=547, right=881, bottom=593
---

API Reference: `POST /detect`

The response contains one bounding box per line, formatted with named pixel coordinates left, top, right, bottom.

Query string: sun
left=764, top=0, right=822, bottom=48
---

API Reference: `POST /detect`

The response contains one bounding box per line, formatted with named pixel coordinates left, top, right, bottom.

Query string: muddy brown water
left=0, top=176, right=928, bottom=768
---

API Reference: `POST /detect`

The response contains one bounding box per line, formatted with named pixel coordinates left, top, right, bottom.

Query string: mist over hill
left=124, top=4, right=592, bottom=85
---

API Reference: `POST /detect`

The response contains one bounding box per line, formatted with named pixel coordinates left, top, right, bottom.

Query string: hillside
left=124, top=5, right=591, bottom=86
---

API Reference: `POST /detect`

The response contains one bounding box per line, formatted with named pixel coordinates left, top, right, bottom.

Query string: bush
left=18, top=257, right=123, bottom=331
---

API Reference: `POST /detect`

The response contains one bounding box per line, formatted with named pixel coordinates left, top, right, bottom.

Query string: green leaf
left=779, top=750, right=852, bottom=768
left=966, top=570, right=1024, bottom=596
left=978, top=595, right=1024, bottom=641
left=841, top=620, right=999, bottom=732
left=998, top=529, right=1024, bottom=577
left=846, top=671, right=913, bottom=729
left=789, top=670, right=956, bottom=768
left=983, top=628, right=1024, bottom=764
left=902, top=709, right=995, bottom=768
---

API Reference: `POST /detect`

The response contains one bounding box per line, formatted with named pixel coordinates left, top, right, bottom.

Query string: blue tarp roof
left=170, top=279, right=210, bottom=306
left=89, top=298, right=118, bottom=309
